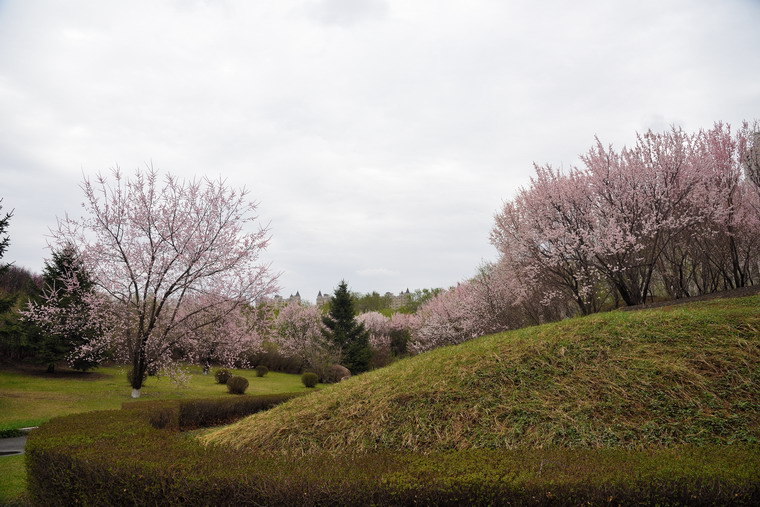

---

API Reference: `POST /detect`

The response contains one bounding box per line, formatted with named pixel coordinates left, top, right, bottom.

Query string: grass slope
left=203, top=295, right=760, bottom=455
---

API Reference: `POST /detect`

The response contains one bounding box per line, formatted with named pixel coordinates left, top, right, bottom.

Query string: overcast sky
left=1, top=0, right=758, bottom=303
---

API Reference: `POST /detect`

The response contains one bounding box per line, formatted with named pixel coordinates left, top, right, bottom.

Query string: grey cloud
left=1, top=0, right=759, bottom=301
left=307, top=0, right=389, bottom=26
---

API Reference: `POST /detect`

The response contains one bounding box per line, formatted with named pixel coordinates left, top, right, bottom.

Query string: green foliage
left=388, top=328, right=409, bottom=357
left=352, top=291, right=393, bottom=314
left=226, top=375, right=249, bottom=394
left=0, top=428, right=23, bottom=438
left=0, top=199, right=11, bottom=273
left=0, top=265, right=43, bottom=361
left=255, top=365, right=269, bottom=377
left=214, top=368, right=231, bottom=384
left=122, top=393, right=303, bottom=430
left=396, top=287, right=443, bottom=314
left=29, top=244, right=100, bottom=372
left=301, top=371, right=318, bottom=388
left=322, top=281, right=371, bottom=374
left=25, top=401, right=760, bottom=505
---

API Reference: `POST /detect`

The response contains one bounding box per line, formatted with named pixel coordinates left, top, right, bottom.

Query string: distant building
left=268, top=289, right=411, bottom=309
left=386, top=289, right=411, bottom=310
left=316, top=290, right=330, bottom=306
left=268, top=291, right=302, bottom=307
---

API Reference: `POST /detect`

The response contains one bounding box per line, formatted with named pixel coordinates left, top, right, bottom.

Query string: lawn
left=0, top=363, right=315, bottom=504
left=0, top=364, right=312, bottom=432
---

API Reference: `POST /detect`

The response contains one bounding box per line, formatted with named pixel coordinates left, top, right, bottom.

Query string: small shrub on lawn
left=302, top=372, right=318, bottom=388
left=227, top=375, right=249, bottom=394
left=255, top=365, right=269, bottom=377
left=325, top=364, right=351, bottom=383
left=214, top=368, right=231, bottom=384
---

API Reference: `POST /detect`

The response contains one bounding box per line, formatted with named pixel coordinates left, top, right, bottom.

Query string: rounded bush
left=255, top=365, right=269, bottom=377
left=215, top=368, right=232, bottom=384
left=301, top=371, right=319, bottom=388
left=325, top=364, right=351, bottom=383
left=227, top=375, right=249, bottom=394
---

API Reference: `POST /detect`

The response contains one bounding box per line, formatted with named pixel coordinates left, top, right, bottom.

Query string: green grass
left=0, top=364, right=315, bottom=432
left=0, top=364, right=317, bottom=504
left=203, top=295, right=760, bottom=455
left=0, top=454, right=26, bottom=505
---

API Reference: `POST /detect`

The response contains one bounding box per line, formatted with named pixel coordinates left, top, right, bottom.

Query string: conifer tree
left=321, top=280, right=371, bottom=374
left=0, top=200, right=14, bottom=317
left=0, top=199, right=11, bottom=280
left=31, top=244, right=100, bottom=372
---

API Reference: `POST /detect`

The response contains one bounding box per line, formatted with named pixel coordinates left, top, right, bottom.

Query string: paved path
left=0, top=435, right=27, bottom=456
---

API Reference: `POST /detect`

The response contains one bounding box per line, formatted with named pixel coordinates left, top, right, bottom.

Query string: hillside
left=202, top=295, right=760, bottom=455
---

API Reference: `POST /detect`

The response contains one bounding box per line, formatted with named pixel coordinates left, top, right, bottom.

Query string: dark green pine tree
left=321, top=280, right=371, bottom=374
left=0, top=201, right=12, bottom=315
left=32, top=244, right=100, bottom=372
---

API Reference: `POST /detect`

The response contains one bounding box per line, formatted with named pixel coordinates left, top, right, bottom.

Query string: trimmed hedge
left=122, top=393, right=302, bottom=430
left=27, top=399, right=760, bottom=505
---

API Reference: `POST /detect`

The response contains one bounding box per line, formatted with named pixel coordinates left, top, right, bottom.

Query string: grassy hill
left=202, top=295, right=760, bottom=455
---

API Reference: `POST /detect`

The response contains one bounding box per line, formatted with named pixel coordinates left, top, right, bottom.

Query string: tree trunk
left=46, top=363, right=55, bottom=374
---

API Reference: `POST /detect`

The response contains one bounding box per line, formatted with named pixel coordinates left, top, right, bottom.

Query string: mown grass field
left=204, top=295, right=760, bottom=454
left=0, top=364, right=313, bottom=432
left=0, top=364, right=316, bottom=504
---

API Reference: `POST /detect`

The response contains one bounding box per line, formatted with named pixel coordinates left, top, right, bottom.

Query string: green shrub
left=25, top=406, right=760, bottom=506
left=0, top=428, right=23, bottom=438
left=177, top=394, right=301, bottom=429
left=301, top=371, right=318, bottom=388
left=226, top=375, right=249, bottom=394
left=255, top=365, right=269, bottom=377
left=214, top=368, right=231, bottom=384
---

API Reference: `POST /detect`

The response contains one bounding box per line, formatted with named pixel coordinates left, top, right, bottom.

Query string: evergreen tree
left=321, top=280, right=371, bottom=374
left=0, top=199, right=12, bottom=313
left=31, top=244, right=100, bottom=372
left=0, top=266, right=43, bottom=361
left=0, top=199, right=10, bottom=274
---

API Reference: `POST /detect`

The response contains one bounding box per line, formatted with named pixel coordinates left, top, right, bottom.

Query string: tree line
left=2, top=120, right=758, bottom=387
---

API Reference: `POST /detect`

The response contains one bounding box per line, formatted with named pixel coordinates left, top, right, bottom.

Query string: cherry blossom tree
left=273, top=301, right=325, bottom=358
left=356, top=311, right=392, bottom=349
left=271, top=301, right=341, bottom=378
left=32, top=167, right=277, bottom=397
left=743, top=124, right=760, bottom=191
left=492, top=123, right=760, bottom=310
left=178, top=295, right=264, bottom=374
left=580, top=127, right=702, bottom=306
left=491, top=165, right=606, bottom=314
left=410, top=282, right=485, bottom=353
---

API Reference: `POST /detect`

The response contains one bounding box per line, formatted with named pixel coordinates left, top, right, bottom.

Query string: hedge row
left=26, top=397, right=760, bottom=506
left=122, top=392, right=302, bottom=430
